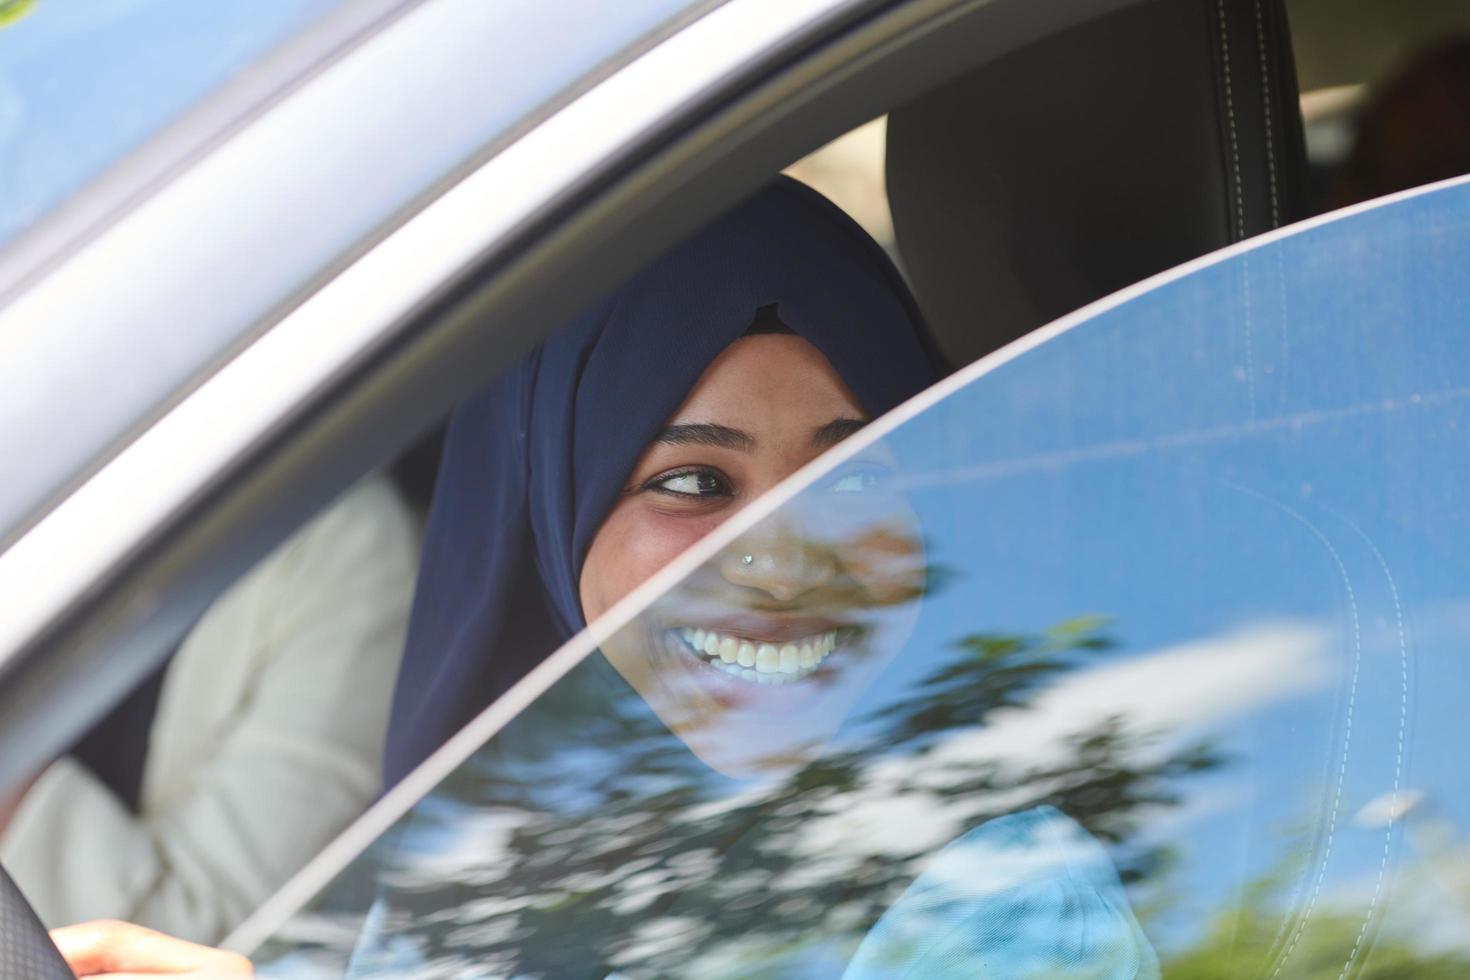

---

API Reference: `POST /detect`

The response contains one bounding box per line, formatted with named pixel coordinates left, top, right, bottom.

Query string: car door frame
left=0, top=0, right=1145, bottom=794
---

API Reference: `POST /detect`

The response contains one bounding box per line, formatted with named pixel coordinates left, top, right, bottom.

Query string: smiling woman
left=286, top=174, right=1161, bottom=980
left=242, top=173, right=1159, bottom=978
left=585, top=329, right=927, bottom=777
left=380, top=176, right=943, bottom=787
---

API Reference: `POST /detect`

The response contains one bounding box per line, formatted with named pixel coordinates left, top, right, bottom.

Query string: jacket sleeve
left=0, top=476, right=420, bottom=944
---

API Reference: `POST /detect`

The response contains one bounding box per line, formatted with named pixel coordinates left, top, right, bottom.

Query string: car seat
left=887, top=0, right=1309, bottom=366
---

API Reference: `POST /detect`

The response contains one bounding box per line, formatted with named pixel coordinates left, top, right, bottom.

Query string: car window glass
left=0, top=0, right=349, bottom=247
left=245, top=176, right=1470, bottom=976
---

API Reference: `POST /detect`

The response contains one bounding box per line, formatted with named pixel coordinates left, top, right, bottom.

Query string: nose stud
left=740, top=554, right=754, bottom=566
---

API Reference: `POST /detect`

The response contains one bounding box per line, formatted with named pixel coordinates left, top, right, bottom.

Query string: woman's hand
left=51, top=920, right=252, bottom=977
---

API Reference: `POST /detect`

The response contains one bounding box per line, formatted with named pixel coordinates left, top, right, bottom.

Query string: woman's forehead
left=667, top=335, right=864, bottom=429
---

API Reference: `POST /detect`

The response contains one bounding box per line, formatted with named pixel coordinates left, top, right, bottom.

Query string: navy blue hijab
left=383, top=177, right=944, bottom=786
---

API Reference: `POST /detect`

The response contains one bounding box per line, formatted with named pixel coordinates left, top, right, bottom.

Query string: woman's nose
left=719, top=527, right=837, bottom=602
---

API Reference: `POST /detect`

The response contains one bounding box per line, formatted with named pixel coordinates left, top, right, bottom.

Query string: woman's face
left=580, top=334, right=925, bottom=778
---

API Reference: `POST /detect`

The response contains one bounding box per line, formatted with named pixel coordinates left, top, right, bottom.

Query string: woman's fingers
left=50, top=920, right=253, bottom=976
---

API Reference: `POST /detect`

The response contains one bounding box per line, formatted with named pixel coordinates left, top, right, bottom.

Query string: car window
left=239, top=177, right=1470, bottom=977
left=0, top=0, right=349, bottom=247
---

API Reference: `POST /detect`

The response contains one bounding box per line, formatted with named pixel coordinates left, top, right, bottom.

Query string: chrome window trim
left=227, top=172, right=1470, bottom=952
left=0, top=0, right=420, bottom=301
left=0, top=0, right=721, bottom=553
left=0, top=0, right=866, bottom=701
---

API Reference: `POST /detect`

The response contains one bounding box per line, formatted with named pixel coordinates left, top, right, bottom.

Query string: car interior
left=396, top=0, right=1314, bottom=520
left=2, top=0, right=1469, bottom=973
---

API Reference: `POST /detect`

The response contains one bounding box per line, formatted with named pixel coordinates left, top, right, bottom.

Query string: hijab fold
left=384, top=177, right=943, bottom=786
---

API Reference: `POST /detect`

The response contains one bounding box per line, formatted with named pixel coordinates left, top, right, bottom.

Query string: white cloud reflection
left=931, top=620, right=1331, bottom=770
left=793, top=621, right=1332, bottom=865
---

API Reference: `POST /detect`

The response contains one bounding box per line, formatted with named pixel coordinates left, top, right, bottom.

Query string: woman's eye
left=651, top=469, right=731, bottom=497
left=825, top=467, right=887, bottom=494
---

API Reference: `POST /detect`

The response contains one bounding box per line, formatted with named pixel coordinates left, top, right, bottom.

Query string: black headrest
left=887, top=0, right=1309, bottom=366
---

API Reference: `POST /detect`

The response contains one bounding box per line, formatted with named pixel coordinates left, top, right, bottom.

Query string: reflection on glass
left=598, top=452, right=927, bottom=778
left=256, top=182, right=1470, bottom=978
left=263, top=610, right=1184, bottom=976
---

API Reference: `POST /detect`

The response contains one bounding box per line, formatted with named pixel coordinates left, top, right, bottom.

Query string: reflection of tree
left=0, top=0, right=36, bottom=29
left=853, top=617, right=1217, bottom=883
left=271, top=619, right=1221, bottom=977
left=1163, top=855, right=1470, bottom=978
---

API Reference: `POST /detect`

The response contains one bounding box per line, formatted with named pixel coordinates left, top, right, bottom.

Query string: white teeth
left=756, top=644, right=779, bottom=673
left=778, top=644, right=799, bottom=674
left=673, top=627, right=848, bottom=684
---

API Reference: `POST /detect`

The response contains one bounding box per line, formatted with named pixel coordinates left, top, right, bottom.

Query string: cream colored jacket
left=0, top=476, right=419, bottom=944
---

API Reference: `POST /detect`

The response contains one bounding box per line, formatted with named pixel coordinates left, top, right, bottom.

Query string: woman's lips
left=674, top=614, right=847, bottom=644
left=664, top=624, right=856, bottom=685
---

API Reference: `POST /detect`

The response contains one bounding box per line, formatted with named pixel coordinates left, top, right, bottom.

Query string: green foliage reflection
left=293, top=618, right=1227, bottom=977
left=1162, top=859, right=1470, bottom=978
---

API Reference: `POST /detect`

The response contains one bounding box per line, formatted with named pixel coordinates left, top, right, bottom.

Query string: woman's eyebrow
left=655, top=422, right=755, bottom=451
left=811, top=417, right=867, bottom=449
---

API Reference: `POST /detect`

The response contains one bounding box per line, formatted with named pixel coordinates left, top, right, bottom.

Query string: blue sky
left=852, top=181, right=1470, bottom=954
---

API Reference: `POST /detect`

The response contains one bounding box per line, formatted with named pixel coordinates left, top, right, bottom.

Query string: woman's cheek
left=588, top=504, right=724, bottom=614
left=624, top=509, right=722, bottom=591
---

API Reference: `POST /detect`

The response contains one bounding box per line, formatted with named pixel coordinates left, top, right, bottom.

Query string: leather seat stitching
left=1254, top=0, right=1281, bottom=226
left=1216, top=0, right=1246, bottom=239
